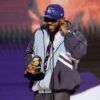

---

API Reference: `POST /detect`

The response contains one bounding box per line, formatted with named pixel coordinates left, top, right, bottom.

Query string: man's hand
left=59, top=18, right=68, bottom=35
left=25, top=56, right=42, bottom=74
left=25, top=65, right=34, bottom=74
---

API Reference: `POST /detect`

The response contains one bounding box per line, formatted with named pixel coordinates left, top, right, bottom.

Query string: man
left=24, top=4, right=87, bottom=100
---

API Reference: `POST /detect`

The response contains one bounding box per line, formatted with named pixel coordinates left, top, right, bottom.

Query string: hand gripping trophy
left=24, top=56, right=44, bottom=81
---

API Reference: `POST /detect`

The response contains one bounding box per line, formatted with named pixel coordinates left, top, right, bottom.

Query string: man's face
left=44, top=17, right=60, bottom=33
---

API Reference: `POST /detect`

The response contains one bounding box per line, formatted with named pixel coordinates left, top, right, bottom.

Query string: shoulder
left=33, top=27, right=47, bottom=35
left=66, top=20, right=86, bottom=39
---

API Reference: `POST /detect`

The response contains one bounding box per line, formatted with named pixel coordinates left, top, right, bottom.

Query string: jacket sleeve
left=24, top=32, right=35, bottom=67
left=64, top=30, right=87, bottom=60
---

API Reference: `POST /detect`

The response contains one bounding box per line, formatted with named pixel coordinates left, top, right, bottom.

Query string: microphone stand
left=41, top=24, right=55, bottom=100
left=51, top=42, right=55, bottom=100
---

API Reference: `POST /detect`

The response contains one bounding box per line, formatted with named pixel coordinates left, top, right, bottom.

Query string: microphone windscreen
left=41, top=23, right=47, bottom=29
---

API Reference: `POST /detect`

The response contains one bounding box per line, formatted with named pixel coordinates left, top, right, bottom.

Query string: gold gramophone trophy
left=24, top=56, right=44, bottom=81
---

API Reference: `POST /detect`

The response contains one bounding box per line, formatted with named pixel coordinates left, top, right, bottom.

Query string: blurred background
left=0, top=0, right=100, bottom=100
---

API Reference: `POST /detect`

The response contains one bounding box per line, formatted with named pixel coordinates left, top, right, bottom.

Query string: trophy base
left=24, top=72, right=44, bottom=81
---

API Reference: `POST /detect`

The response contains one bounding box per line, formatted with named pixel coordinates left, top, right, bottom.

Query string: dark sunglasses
left=44, top=18, right=58, bottom=23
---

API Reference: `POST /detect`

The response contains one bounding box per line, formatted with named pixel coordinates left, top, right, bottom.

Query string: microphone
left=40, top=17, right=47, bottom=29
left=40, top=24, right=47, bottom=29
left=40, top=23, right=47, bottom=29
